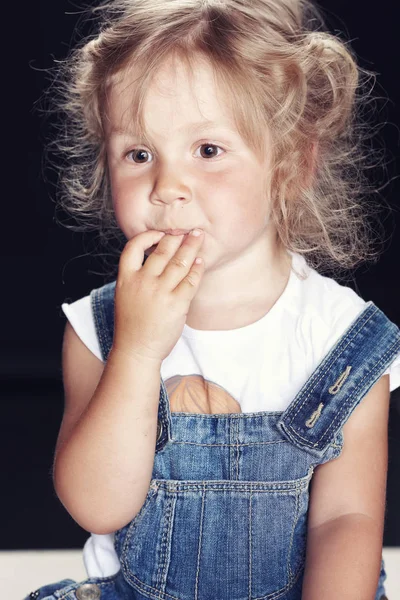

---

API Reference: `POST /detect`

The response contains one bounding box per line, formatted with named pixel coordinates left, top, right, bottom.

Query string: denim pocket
left=119, top=471, right=312, bottom=600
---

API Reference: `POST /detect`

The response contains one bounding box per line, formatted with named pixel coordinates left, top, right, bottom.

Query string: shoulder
left=290, top=253, right=400, bottom=392
left=293, top=254, right=367, bottom=330
left=288, top=253, right=367, bottom=358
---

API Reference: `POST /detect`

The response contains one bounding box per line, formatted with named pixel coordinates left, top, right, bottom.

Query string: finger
left=119, top=230, right=166, bottom=274
left=144, top=233, right=188, bottom=276
left=159, top=229, right=205, bottom=288
left=173, top=255, right=205, bottom=300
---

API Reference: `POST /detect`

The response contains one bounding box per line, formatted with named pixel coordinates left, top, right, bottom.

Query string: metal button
left=76, top=583, right=101, bottom=600
left=156, top=419, right=163, bottom=441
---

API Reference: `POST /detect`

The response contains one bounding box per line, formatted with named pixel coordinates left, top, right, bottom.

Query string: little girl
left=27, top=1, right=400, bottom=599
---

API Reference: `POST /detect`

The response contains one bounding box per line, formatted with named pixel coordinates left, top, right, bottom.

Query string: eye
left=125, top=148, right=152, bottom=164
left=195, top=144, right=224, bottom=159
left=125, top=143, right=225, bottom=164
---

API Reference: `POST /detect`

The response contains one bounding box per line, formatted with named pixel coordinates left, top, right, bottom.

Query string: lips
left=161, top=229, right=191, bottom=235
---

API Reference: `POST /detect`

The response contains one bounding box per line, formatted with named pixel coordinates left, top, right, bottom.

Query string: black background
left=7, top=0, right=400, bottom=549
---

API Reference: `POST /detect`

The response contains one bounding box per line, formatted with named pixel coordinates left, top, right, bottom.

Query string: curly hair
left=45, top=0, right=390, bottom=281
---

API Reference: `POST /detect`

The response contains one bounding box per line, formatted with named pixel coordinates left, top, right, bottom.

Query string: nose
left=150, top=164, right=191, bottom=206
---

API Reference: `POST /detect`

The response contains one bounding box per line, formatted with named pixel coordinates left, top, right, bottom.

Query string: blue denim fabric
left=24, top=572, right=130, bottom=600
left=26, top=279, right=399, bottom=600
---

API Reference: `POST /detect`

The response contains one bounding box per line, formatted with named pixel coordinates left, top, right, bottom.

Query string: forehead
left=105, top=55, right=238, bottom=137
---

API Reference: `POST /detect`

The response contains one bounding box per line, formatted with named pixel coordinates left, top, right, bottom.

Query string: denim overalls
left=26, top=278, right=400, bottom=600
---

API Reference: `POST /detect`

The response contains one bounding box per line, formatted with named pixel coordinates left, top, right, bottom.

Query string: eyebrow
left=182, top=120, right=233, bottom=133
left=110, top=120, right=237, bottom=137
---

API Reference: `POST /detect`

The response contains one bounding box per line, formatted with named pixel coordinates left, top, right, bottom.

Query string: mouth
left=160, top=228, right=191, bottom=235
left=146, top=228, right=192, bottom=253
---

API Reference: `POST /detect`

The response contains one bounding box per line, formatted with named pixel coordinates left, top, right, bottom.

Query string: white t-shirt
left=61, top=250, right=400, bottom=577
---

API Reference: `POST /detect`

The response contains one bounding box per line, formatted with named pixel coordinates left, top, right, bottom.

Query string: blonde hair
left=46, top=0, right=390, bottom=280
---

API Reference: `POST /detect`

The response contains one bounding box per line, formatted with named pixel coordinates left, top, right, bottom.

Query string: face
left=105, top=55, right=275, bottom=272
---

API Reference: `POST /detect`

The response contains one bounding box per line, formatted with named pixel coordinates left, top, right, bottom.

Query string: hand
left=113, top=229, right=205, bottom=363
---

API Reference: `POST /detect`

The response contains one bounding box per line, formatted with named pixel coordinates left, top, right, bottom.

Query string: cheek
left=111, top=198, right=127, bottom=234
left=208, top=171, right=267, bottom=224
left=110, top=182, right=145, bottom=239
left=110, top=187, right=128, bottom=224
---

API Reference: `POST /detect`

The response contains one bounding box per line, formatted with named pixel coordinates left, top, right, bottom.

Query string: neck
left=185, top=233, right=292, bottom=331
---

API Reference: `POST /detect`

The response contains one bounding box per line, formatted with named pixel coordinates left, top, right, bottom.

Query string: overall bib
left=26, top=280, right=400, bottom=600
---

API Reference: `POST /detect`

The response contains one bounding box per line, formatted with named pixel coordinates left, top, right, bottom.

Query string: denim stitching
left=90, top=290, right=102, bottom=360
left=120, top=572, right=180, bottom=600
left=289, top=339, right=400, bottom=448
left=156, top=481, right=309, bottom=491
left=158, top=492, right=175, bottom=591
left=99, top=283, right=115, bottom=360
left=120, top=485, right=159, bottom=564
left=228, top=417, right=234, bottom=480
left=249, top=485, right=253, bottom=600
left=170, top=412, right=288, bottom=418
left=94, top=287, right=109, bottom=362
left=287, top=489, right=300, bottom=583
left=286, top=311, right=397, bottom=433
left=235, top=417, right=240, bottom=480
left=287, top=303, right=377, bottom=424
left=251, top=553, right=304, bottom=600
left=263, top=561, right=305, bottom=599
left=151, top=477, right=312, bottom=493
left=317, top=340, right=400, bottom=445
left=305, top=402, right=324, bottom=428
left=104, top=284, right=115, bottom=359
left=317, top=341, right=397, bottom=446
left=122, top=547, right=180, bottom=600
left=194, top=483, right=205, bottom=600
left=287, top=342, right=397, bottom=447
left=328, top=365, right=352, bottom=394
left=170, top=440, right=289, bottom=448
left=90, top=288, right=108, bottom=362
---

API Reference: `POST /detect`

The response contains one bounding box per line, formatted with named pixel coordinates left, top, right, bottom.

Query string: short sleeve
left=61, top=295, right=103, bottom=362
left=382, top=351, right=400, bottom=393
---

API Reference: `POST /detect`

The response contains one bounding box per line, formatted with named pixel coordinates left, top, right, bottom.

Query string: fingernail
left=190, top=229, right=203, bottom=237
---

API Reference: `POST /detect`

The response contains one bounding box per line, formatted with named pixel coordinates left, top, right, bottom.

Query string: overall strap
left=90, top=280, right=116, bottom=362
left=277, top=301, right=400, bottom=456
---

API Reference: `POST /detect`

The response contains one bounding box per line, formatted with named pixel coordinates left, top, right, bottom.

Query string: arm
left=301, top=374, right=390, bottom=600
left=53, top=323, right=162, bottom=535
